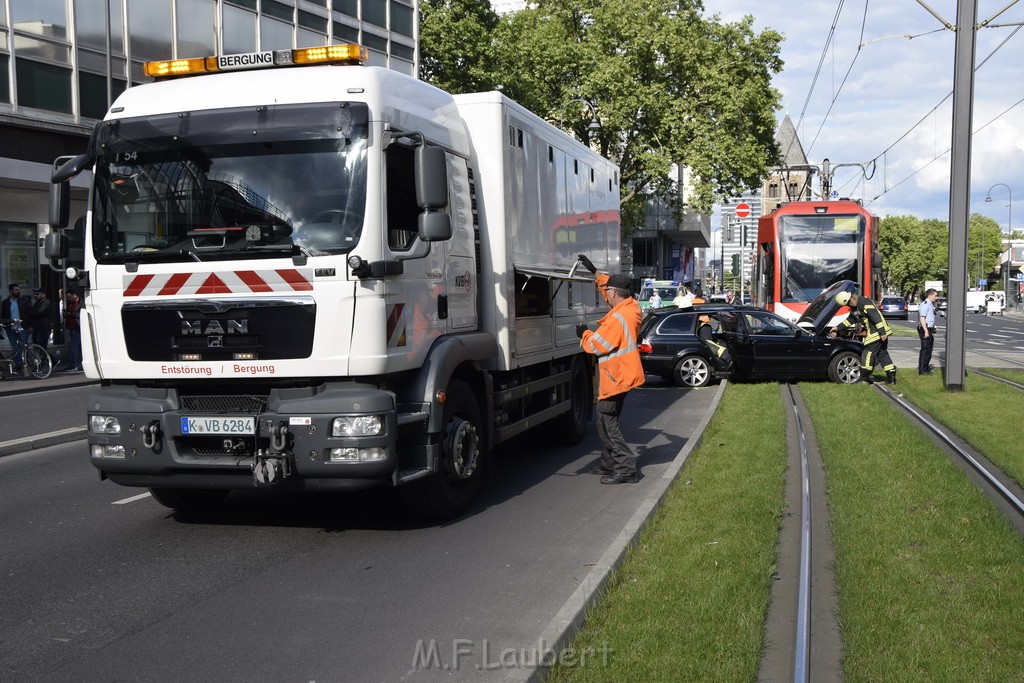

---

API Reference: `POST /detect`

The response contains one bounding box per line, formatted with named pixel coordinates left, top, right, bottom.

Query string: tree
left=418, top=0, right=500, bottom=93
left=421, top=0, right=784, bottom=232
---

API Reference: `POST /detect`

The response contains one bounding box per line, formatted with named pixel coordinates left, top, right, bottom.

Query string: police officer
left=918, top=289, right=938, bottom=375
left=575, top=254, right=645, bottom=484
left=832, top=289, right=897, bottom=384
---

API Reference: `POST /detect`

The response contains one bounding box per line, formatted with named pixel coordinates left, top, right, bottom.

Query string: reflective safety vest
left=837, top=296, right=891, bottom=344
left=581, top=295, right=645, bottom=399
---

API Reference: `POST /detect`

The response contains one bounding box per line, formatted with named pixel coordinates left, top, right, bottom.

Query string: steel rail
left=877, top=385, right=1024, bottom=518
left=783, top=384, right=811, bottom=683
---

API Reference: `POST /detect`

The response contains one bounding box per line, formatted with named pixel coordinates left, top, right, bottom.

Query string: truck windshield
left=778, top=214, right=864, bottom=302
left=88, top=102, right=369, bottom=262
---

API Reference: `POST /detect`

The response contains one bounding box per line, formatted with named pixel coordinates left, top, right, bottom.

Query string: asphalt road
left=0, top=378, right=717, bottom=682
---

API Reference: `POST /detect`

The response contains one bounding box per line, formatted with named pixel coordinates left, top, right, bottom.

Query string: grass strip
left=801, top=383, right=1024, bottom=681
left=895, top=371, right=1024, bottom=487
left=974, top=367, right=1024, bottom=385
left=547, top=382, right=787, bottom=682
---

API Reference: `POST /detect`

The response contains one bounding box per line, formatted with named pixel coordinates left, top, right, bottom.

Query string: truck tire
left=400, top=379, right=484, bottom=521
left=555, top=357, right=592, bottom=445
left=673, top=355, right=711, bottom=387
left=149, top=487, right=230, bottom=512
left=828, top=351, right=861, bottom=384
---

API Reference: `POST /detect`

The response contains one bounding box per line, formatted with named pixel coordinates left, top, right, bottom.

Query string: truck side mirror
left=49, top=153, right=92, bottom=230
left=414, top=145, right=448, bottom=209
left=45, top=231, right=68, bottom=260
left=418, top=211, right=452, bottom=242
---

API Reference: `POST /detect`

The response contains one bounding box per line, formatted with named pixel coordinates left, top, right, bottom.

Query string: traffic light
left=731, top=253, right=739, bottom=276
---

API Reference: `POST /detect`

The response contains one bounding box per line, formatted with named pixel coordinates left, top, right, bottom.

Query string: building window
left=75, top=0, right=125, bottom=53
left=260, top=16, right=293, bottom=50
left=127, top=0, right=173, bottom=63
left=298, top=10, right=327, bottom=33
left=0, top=53, right=9, bottom=103
left=332, top=21, right=359, bottom=42
left=11, top=0, right=68, bottom=41
left=632, top=238, right=656, bottom=268
left=363, top=32, right=387, bottom=53
left=262, top=0, right=294, bottom=22
left=788, top=182, right=799, bottom=198
left=15, top=58, right=72, bottom=113
left=391, top=1, right=414, bottom=37
left=79, top=70, right=126, bottom=119
left=334, top=0, right=358, bottom=18
left=363, top=0, right=387, bottom=28
left=176, top=0, right=217, bottom=58
left=223, top=4, right=257, bottom=53
left=768, top=183, right=779, bottom=199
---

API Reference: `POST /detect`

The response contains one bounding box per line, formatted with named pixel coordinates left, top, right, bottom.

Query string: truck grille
left=180, top=395, right=268, bottom=414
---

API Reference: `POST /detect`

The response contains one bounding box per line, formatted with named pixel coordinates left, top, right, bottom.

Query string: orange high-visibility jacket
left=581, top=273, right=646, bottom=398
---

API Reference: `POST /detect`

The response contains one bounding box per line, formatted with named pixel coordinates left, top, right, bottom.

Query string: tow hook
left=253, top=422, right=292, bottom=486
left=142, top=421, right=162, bottom=450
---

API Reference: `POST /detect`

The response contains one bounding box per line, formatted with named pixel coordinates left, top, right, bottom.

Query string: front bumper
left=86, top=381, right=422, bottom=490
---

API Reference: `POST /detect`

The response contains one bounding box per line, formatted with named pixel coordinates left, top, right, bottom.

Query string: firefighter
left=831, top=289, right=896, bottom=384
left=575, top=255, right=645, bottom=484
left=696, top=313, right=732, bottom=371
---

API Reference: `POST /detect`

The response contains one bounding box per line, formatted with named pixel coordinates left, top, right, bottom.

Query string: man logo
left=181, top=319, right=248, bottom=335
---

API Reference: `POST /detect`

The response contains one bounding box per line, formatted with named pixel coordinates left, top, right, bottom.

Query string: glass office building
left=0, top=0, right=418, bottom=299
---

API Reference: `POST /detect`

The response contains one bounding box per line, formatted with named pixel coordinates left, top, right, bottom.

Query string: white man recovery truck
left=46, top=45, right=621, bottom=520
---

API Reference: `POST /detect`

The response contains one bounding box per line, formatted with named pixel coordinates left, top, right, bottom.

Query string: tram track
left=875, top=384, right=1024, bottom=537
left=758, top=384, right=841, bottom=683
left=969, top=348, right=1024, bottom=368
left=967, top=367, right=1024, bottom=392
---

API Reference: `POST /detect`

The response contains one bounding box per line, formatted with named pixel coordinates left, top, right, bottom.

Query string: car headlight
left=331, top=415, right=384, bottom=437
left=90, top=415, right=121, bottom=435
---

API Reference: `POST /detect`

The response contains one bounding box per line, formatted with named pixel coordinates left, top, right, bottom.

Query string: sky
left=713, top=0, right=1024, bottom=229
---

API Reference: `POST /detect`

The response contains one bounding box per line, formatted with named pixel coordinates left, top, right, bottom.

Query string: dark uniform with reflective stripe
left=837, top=295, right=896, bottom=383
left=696, top=316, right=732, bottom=370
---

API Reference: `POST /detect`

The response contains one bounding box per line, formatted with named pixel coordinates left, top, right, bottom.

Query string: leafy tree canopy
left=879, top=213, right=1005, bottom=298
left=420, top=0, right=784, bottom=232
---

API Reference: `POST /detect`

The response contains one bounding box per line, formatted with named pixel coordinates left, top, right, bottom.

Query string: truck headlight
left=90, top=415, right=121, bottom=435
left=91, top=444, right=126, bottom=458
left=331, top=415, right=384, bottom=437
left=329, top=447, right=387, bottom=462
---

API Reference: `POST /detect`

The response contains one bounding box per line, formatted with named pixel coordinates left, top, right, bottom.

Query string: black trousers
left=862, top=337, right=895, bottom=372
left=918, top=325, right=935, bottom=372
left=596, top=392, right=637, bottom=475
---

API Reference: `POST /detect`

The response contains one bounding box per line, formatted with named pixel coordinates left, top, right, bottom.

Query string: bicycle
left=0, top=320, right=54, bottom=379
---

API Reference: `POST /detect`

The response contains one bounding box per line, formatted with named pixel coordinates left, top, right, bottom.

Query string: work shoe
left=860, top=369, right=874, bottom=385
left=600, top=472, right=639, bottom=485
left=590, top=464, right=614, bottom=475
left=919, top=369, right=933, bottom=376
left=886, top=371, right=897, bottom=385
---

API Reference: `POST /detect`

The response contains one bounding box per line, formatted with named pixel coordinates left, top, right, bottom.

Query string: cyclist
left=2, top=283, right=31, bottom=371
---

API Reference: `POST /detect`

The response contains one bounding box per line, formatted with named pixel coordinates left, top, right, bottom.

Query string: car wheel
left=828, top=351, right=861, bottom=384
left=673, top=355, right=712, bottom=388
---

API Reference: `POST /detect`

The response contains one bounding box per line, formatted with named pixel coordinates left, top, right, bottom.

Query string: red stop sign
left=735, top=203, right=751, bottom=218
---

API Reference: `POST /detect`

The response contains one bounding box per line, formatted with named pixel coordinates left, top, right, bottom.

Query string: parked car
left=879, top=296, right=909, bottom=320
left=638, top=281, right=864, bottom=387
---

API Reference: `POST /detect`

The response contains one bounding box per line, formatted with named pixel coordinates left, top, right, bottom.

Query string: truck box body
left=49, top=48, right=620, bottom=518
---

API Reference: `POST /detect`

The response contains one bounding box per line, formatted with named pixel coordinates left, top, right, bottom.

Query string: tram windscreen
left=778, top=214, right=865, bottom=302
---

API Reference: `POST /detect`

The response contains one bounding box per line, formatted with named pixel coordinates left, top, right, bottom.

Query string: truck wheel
left=556, top=357, right=592, bottom=445
left=149, top=488, right=229, bottom=512
left=400, top=380, right=484, bottom=521
left=828, top=351, right=861, bottom=384
left=673, top=356, right=711, bottom=387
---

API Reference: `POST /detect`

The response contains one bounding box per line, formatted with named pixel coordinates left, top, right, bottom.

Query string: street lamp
left=559, top=98, right=601, bottom=144
left=985, top=183, right=1012, bottom=299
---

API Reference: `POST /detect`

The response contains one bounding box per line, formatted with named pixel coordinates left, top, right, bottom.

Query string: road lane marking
left=112, top=492, right=152, bottom=505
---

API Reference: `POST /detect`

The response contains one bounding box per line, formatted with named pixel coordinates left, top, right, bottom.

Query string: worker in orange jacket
left=575, top=255, right=645, bottom=484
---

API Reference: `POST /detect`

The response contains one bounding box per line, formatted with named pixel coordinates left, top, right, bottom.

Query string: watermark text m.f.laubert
left=411, top=637, right=612, bottom=671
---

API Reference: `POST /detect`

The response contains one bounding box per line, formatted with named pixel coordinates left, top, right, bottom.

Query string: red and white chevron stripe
left=123, top=269, right=313, bottom=296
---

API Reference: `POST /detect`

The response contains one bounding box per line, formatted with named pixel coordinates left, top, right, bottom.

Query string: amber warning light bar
left=144, top=44, right=368, bottom=79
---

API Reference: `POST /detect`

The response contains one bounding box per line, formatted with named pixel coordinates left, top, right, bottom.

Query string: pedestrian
left=831, top=289, right=897, bottom=384
left=649, top=289, right=662, bottom=308
left=27, top=288, right=52, bottom=348
left=63, top=289, right=83, bottom=372
left=725, top=290, right=736, bottom=304
left=575, top=254, right=645, bottom=484
left=673, top=284, right=695, bottom=308
left=917, top=288, right=938, bottom=375
left=1, top=283, right=31, bottom=370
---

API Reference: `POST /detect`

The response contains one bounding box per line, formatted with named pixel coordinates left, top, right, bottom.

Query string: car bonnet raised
left=796, top=280, right=858, bottom=335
